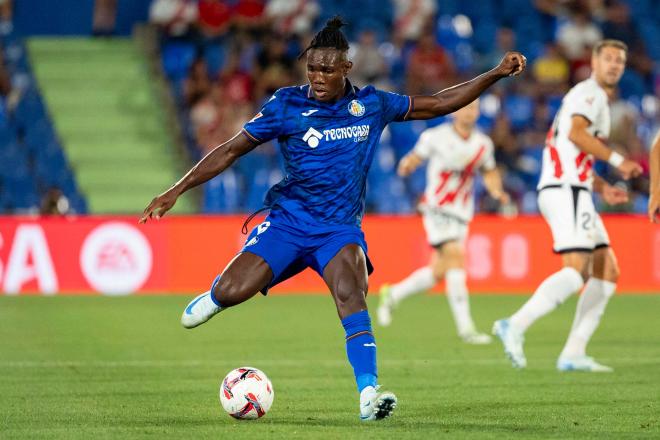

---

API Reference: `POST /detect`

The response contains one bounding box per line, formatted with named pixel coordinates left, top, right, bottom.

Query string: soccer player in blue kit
left=141, top=17, right=525, bottom=420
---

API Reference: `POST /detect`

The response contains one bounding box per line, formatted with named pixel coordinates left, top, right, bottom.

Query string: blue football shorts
left=239, top=211, right=374, bottom=294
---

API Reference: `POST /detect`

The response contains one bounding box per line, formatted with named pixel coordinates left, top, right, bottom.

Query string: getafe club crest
left=348, top=99, right=365, bottom=117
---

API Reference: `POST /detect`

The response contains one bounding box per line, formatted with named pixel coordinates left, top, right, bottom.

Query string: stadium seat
left=161, top=42, right=197, bottom=81
left=503, top=95, right=534, bottom=130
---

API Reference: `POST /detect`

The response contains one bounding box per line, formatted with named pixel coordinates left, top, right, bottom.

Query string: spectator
left=532, top=43, right=570, bottom=95
left=219, top=50, right=254, bottom=104
left=183, top=57, right=212, bottom=105
left=477, top=28, right=516, bottom=73
left=556, top=6, right=602, bottom=61
left=602, top=1, right=654, bottom=76
left=149, top=0, right=199, bottom=38
left=405, top=32, right=455, bottom=95
left=253, top=33, right=297, bottom=100
left=350, top=29, right=388, bottom=87
left=393, top=0, right=436, bottom=42
left=264, top=0, right=319, bottom=36
left=197, top=0, right=232, bottom=38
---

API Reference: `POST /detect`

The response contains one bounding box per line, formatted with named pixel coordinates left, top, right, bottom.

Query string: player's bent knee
left=334, top=287, right=367, bottom=316
left=212, top=276, right=257, bottom=307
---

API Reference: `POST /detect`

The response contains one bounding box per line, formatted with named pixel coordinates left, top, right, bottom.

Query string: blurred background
left=0, top=0, right=659, bottom=217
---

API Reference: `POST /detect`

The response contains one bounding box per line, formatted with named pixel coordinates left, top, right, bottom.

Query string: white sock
left=560, top=278, right=616, bottom=359
left=389, top=266, right=435, bottom=306
left=360, top=385, right=377, bottom=405
left=510, top=267, right=584, bottom=333
left=445, top=269, right=476, bottom=335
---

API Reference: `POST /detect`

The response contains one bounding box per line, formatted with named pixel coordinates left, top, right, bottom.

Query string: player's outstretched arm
left=649, top=129, right=660, bottom=223
left=397, top=152, right=424, bottom=177
left=139, top=133, right=257, bottom=223
left=482, top=168, right=510, bottom=205
left=568, top=115, right=642, bottom=180
left=407, top=52, right=526, bottom=120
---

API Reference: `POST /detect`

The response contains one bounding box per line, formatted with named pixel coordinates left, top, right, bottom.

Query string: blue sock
left=341, top=310, right=378, bottom=393
left=209, top=275, right=223, bottom=307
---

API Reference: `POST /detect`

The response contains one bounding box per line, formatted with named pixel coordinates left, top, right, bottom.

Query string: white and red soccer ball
left=219, top=367, right=274, bottom=420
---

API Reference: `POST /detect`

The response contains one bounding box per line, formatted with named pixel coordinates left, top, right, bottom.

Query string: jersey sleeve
left=564, top=86, right=604, bottom=124
left=480, top=136, right=497, bottom=171
left=242, top=91, right=284, bottom=144
left=376, top=89, right=413, bottom=123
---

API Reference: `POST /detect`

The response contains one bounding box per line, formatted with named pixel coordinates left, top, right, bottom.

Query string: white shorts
left=421, top=209, right=469, bottom=247
left=537, top=185, right=610, bottom=253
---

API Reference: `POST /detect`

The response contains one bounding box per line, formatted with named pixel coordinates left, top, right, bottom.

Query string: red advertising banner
left=0, top=215, right=658, bottom=295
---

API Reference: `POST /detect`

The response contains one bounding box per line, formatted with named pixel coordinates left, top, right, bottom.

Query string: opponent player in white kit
left=377, top=99, right=508, bottom=344
left=493, top=40, right=643, bottom=372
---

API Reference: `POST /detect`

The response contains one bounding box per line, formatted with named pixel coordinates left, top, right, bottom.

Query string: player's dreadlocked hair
left=298, top=16, right=350, bottom=60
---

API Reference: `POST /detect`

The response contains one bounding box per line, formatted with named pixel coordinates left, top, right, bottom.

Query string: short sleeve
left=376, top=89, right=413, bottom=124
left=565, top=87, right=603, bottom=124
left=413, top=130, right=434, bottom=160
left=480, top=136, right=496, bottom=171
left=242, top=91, right=284, bottom=144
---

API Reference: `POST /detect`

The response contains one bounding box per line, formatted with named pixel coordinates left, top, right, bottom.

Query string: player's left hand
left=649, top=191, right=660, bottom=223
left=601, top=183, right=629, bottom=205
left=496, top=51, right=526, bottom=77
left=139, top=188, right=179, bottom=223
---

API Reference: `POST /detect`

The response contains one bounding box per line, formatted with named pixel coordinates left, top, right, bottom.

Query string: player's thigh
left=213, top=252, right=274, bottom=305
left=322, top=244, right=369, bottom=318
left=561, top=251, right=591, bottom=278
left=439, top=240, right=465, bottom=269
left=592, top=245, right=620, bottom=282
left=538, top=186, right=595, bottom=254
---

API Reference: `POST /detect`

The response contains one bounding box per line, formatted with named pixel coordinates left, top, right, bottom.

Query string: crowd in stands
left=0, top=1, right=86, bottom=214
left=152, top=0, right=660, bottom=216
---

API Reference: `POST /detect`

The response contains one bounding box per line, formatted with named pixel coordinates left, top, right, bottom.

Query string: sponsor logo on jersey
left=323, top=124, right=370, bottom=142
left=302, top=125, right=371, bottom=148
left=348, top=99, right=365, bottom=116
left=303, top=127, right=323, bottom=148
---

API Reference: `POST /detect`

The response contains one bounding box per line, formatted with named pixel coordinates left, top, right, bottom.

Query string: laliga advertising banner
left=0, top=215, right=659, bottom=295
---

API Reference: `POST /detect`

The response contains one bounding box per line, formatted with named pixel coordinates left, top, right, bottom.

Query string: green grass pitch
left=1, top=294, right=658, bottom=439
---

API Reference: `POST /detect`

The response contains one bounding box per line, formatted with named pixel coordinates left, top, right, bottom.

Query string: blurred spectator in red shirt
left=405, top=32, right=455, bottom=95
left=198, top=0, right=232, bottom=37
left=219, top=50, right=254, bottom=104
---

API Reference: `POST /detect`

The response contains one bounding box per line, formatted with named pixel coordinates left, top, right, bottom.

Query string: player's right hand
left=601, top=183, right=629, bottom=205
left=397, top=153, right=423, bottom=177
left=649, top=191, right=660, bottom=224
left=617, top=158, right=643, bottom=180
left=139, top=188, right=179, bottom=223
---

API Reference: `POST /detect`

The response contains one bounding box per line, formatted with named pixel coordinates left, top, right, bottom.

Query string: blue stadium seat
left=503, top=95, right=534, bottom=130
left=203, top=169, right=242, bottom=213
left=161, top=42, right=196, bottom=81
left=204, top=43, right=227, bottom=77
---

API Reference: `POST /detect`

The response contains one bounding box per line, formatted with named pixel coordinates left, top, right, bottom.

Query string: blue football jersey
left=242, top=82, right=412, bottom=227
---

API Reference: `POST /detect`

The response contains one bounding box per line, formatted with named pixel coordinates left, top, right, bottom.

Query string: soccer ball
left=219, top=367, right=274, bottom=419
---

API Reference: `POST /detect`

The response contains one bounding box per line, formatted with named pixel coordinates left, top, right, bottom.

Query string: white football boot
left=376, top=284, right=394, bottom=327
left=492, top=319, right=527, bottom=368
left=181, top=291, right=222, bottom=329
left=360, top=386, right=398, bottom=421
left=556, top=356, right=613, bottom=373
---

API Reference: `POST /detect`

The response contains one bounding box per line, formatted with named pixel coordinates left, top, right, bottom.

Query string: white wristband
left=608, top=151, right=624, bottom=168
